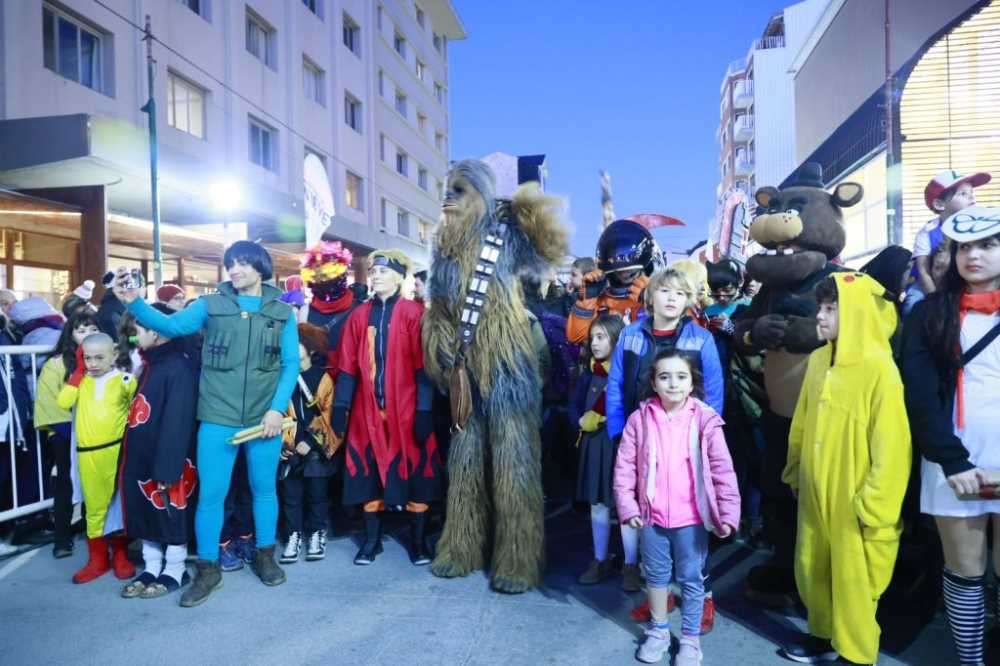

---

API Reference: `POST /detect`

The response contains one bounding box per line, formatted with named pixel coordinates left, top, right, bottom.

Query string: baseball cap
left=941, top=206, right=1000, bottom=243
left=924, top=170, right=991, bottom=211
left=156, top=284, right=185, bottom=303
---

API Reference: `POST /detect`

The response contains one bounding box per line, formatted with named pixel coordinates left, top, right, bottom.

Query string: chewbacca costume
left=423, top=159, right=567, bottom=593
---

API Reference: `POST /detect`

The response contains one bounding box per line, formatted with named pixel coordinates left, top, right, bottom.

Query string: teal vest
left=198, top=282, right=292, bottom=427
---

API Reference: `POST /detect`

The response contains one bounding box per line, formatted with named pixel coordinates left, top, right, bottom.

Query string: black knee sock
left=942, top=568, right=985, bottom=665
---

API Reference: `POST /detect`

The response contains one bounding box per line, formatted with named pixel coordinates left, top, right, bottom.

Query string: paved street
left=0, top=502, right=954, bottom=665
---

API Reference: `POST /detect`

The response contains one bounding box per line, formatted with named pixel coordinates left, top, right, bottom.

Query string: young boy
left=120, top=304, right=199, bottom=598
left=607, top=267, right=723, bottom=618
left=904, top=170, right=990, bottom=312
left=57, top=333, right=138, bottom=584
left=780, top=273, right=911, bottom=665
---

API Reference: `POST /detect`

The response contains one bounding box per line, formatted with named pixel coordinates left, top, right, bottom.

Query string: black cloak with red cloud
left=120, top=338, right=199, bottom=545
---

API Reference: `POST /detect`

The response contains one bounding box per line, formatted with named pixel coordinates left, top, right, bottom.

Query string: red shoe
left=629, top=592, right=677, bottom=622
left=110, top=536, right=136, bottom=580
left=700, top=595, right=715, bottom=634
left=72, top=537, right=110, bottom=584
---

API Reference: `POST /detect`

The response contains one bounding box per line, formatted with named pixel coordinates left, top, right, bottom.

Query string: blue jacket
left=607, top=317, right=723, bottom=440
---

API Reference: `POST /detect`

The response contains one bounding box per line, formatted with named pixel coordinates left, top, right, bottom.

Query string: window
left=417, top=112, right=427, bottom=133
left=418, top=219, right=432, bottom=243
left=395, top=150, right=408, bottom=177
left=436, top=179, right=443, bottom=200
left=433, top=32, right=441, bottom=53
left=246, top=9, right=276, bottom=68
left=249, top=117, right=277, bottom=171
left=397, top=209, right=411, bottom=237
left=344, top=93, right=362, bottom=132
left=434, top=82, right=444, bottom=104
left=167, top=72, right=205, bottom=139
left=342, top=13, right=360, bottom=55
left=415, top=59, right=426, bottom=81
left=380, top=198, right=387, bottom=228
left=303, top=58, right=325, bottom=105
left=418, top=167, right=428, bottom=191
left=394, top=33, right=406, bottom=59
left=379, top=134, right=386, bottom=161
left=376, top=5, right=383, bottom=31
left=345, top=172, right=363, bottom=210
left=435, top=131, right=444, bottom=151
left=177, top=0, right=206, bottom=18
left=377, top=70, right=384, bottom=97
left=416, top=6, right=425, bottom=28
left=42, top=5, right=105, bottom=92
left=395, top=90, right=407, bottom=117
left=302, top=0, right=320, bottom=17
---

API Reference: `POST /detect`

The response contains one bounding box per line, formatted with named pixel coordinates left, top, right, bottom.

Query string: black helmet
left=596, top=220, right=655, bottom=275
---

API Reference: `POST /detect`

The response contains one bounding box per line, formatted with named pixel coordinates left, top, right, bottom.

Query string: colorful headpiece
left=300, top=241, right=353, bottom=286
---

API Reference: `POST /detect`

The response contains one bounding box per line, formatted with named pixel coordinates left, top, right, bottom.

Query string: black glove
left=331, top=406, right=349, bottom=440
left=750, top=314, right=789, bottom=350
left=413, top=410, right=434, bottom=447
left=783, top=315, right=825, bottom=353
left=583, top=275, right=607, bottom=300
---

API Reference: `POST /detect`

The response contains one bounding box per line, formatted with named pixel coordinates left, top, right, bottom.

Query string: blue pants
left=642, top=524, right=708, bottom=637
left=195, top=422, right=280, bottom=560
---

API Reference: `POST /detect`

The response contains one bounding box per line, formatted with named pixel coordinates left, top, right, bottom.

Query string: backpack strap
left=961, top=320, right=1000, bottom=367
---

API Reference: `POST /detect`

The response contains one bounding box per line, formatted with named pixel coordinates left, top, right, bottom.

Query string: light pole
left=210, top=179, right=242, bottom=252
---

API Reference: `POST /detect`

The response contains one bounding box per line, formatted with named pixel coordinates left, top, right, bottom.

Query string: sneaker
left=179, top=560, right=223, bottom=608
left=250, top=545, right=287, bottom=586
left=281, top=532, right=301, bottom=564
left=236, top=535, right=255, bottom=563
left=779, top=634, right=839, bottom=663
left=700, top=596, right=715, bottom=634
left=636, top=624, right=671, bottom=663
left=622, top=564, right=644, bottom=592
left=578, top=558, right=616, bottom=585
left=219, top=541, right=244, bottom=572
left=306, top=530, right=326, bottom=561
left=675, top=636, right=702, bottom=666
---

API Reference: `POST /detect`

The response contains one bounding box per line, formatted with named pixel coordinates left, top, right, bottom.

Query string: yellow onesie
left=58, top=370, right=137, bottom=539
left=782, top=273, right=911, bottom=665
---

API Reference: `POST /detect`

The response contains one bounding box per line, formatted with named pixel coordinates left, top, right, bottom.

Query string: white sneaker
left=306, top=530, right=326, bottom=561
left=280, top=532, right=301, bottom=564
left=675, top=636, right=703, bottom=665
left=636, top=624, right=671, bottom=663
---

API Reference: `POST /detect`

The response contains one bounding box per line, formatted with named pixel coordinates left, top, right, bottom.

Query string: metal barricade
left=0, top=344, right=56, bottom=524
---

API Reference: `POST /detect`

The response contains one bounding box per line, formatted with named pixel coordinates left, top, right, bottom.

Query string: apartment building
left=0, top=0, right=464, bottom=304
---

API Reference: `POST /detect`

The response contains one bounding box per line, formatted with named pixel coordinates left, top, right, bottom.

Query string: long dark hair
left=56, top=309, right=100, bottom=381
left=641, top=348, right=705, bottom=402
left=583, top=313, right=625, bottom=366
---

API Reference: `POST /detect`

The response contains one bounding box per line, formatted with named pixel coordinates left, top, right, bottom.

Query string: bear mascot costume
left=733, top=162, right=863, bottom=607
left=422, top=159, right=567, bottom=593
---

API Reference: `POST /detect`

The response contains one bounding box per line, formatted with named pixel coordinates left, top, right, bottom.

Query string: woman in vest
left=114, top=241, right=299, bottom=607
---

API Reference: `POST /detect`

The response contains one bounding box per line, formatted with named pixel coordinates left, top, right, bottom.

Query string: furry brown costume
left=423, top=159, right=567, bottom=593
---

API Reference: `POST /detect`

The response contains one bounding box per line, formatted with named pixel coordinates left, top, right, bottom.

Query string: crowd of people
left=0, top=164, right=998, bottom=666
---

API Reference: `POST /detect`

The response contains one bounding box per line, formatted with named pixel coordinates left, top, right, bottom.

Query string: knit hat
left=73, top=280, right=95, bottom=301
left=156, top=284, right=185, bottom=303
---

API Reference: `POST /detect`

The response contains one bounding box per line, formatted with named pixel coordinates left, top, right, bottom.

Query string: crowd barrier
left=0, top=344, right=55, bottom=524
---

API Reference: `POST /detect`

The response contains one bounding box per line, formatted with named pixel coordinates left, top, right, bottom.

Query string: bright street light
left=210, top=179, right=242, bottom=213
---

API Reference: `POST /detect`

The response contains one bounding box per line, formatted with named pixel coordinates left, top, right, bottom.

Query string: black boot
left=250, top=545, right=287, bottom=586
left=354, top=512, right=383, bottom=565
left=179, top=559, right=223, bottom=608
left=409, top=512, right=431, bottom=566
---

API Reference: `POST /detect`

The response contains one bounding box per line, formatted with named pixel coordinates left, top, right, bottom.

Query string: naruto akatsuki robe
left=336, top=293, right=442, bottom=506
left=120, top=339, right=199, bottom=545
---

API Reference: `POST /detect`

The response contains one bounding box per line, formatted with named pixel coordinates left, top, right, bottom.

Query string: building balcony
left=720, top=58, right=748, bottom=93
left=733, top=115, right=754, bottom=143
left=733, top=79, right=753, bottom=109
left=752, top=35, right=786, bottom=50
left=735, top=150, right=754, bottom=176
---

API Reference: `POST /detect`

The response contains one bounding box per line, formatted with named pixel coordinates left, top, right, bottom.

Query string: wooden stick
left=227, top=418, right=296, bottom=445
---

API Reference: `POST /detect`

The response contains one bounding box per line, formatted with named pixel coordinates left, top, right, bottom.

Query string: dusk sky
left=449, top=0, right=794, bottom=259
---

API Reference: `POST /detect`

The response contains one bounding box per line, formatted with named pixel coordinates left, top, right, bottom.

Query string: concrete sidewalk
left=0, top=502, right=953, bottom=665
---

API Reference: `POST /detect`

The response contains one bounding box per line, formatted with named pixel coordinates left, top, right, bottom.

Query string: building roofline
left=787, top=0, right=848, bottom=76
left=423, top=0, right=467, bottom=40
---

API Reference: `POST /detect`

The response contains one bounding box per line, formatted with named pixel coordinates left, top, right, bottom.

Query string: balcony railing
left=735, top=150, right=754, bottom=176
left=733, top=79, right=753, bottom=109
left=720, top=58, right=748, bottom=93
left=752, top=35, right=786, bottom=50
left=734, top=115, right=754, bottom=143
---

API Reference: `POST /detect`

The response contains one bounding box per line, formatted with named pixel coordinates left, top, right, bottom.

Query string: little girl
left=614, top=349, right=740, bottom=665
left=34, top=309, right=101, bottom=558
left=573, top=314, right=641, bottom=590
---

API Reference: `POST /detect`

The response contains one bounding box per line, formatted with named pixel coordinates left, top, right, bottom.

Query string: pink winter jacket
left=614, top=397, right=741, bottom=536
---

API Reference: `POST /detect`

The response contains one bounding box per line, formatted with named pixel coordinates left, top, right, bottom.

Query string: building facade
left=0, top=0, right=464, bottom=305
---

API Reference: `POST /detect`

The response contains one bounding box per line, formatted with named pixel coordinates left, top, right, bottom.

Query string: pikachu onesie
left=782, top=273, right=911, bottom=664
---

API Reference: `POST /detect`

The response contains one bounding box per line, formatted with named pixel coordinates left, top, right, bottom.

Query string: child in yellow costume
left=779, top=273, right=911, bottom=666
left=58, top=333, right=138, bottom=584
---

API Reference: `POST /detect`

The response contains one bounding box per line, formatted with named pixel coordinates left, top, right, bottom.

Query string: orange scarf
left=956, top=289, right=1000, bottom=428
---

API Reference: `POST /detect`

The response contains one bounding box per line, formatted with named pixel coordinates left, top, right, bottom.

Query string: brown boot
left=250, top=545, right=287, bottom=586
left=578, top=558, right=616, bottom=584
left=622, top=564, right=644, bottom=592
left=72, top=537, right=111, bottom=584
left=180, top=559, right=223, bottom=608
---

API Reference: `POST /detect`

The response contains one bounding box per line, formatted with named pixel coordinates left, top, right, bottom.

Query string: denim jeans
left=642, top=523, right=708, bottom=636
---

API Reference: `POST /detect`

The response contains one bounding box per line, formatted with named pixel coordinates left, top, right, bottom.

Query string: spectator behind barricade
left=96, top=271, right=126, bottom=341
left=61, top=280, right=97, bottom=319
left=904, top=170, right=990, bottom=313
left=779, top=273, right=910, bottom=665
left=614, top=349, right=739, bottom=666
left=10, top=297, right=64, bottom=349
left=156, top=284, right=187, bottom=312
left=0, top=288, right=17, bottom=318
left=901, top=207, right=1000, bottom=666
left=35, top=309, right=101, bottom=559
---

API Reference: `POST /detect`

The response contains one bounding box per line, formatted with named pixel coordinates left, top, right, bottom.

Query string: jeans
left=280, top=475, right=329, bottom=534
left=642, top=523, right=708, bottom=637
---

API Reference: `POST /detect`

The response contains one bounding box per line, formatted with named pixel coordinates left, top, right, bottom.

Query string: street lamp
left=210, top=179, right=242, bottom=249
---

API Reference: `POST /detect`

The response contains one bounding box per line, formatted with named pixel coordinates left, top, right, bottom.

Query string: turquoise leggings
left=195, top=422, right=280, bottom=561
